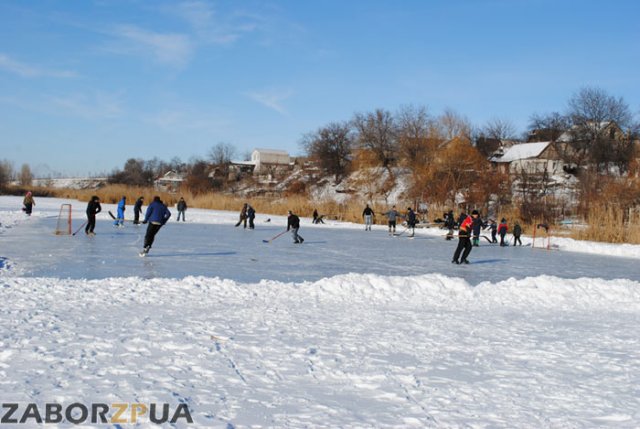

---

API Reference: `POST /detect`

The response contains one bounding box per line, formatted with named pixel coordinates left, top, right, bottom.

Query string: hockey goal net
left=55, top=204, right=72, bottom=235
left=531, top=223, right=551, bottom=250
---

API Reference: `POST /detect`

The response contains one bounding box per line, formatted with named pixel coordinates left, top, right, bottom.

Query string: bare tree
left=566, top=87, right=634, bottom=172
left=301, top=121, right=353, bottom=181
left=0, top=159, right=14, bottom=189
left=352, top=109, right=398, bottom=169
left=396, top=105, right=439, bottom=168
left=528, top=112, right=570, bottom=142
left=481, top=117, right=517, bottom=140
left=19, top=163, right=33, bottom=186
left=208, top=142, right=236, bottom=165
left=436, top=108, right=472, bottom=141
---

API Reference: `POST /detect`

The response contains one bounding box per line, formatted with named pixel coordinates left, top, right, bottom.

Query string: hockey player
left=498, top=218, right=509, bottom=246
left=176, top=197, right=187, bottom=222
left=513, top=221, right=523, bottom=246
left=362, top=204, right=375, bottom=231
left=235, top=203, right=248, bottom=228
left=444, top=210, right=455, bottom=240
left=113, top=196, right=126, bottom=227
left=452, top=210, right=479, bottom=264
left=22, top=191, right=35, bottom=215
left=287, top=210, right=304, bottom=244
left=406, top=207, right=417, bottom=237
left=85, top=195, right=102, bottom=235
left=140, top=196, right=171, bottom=256
left=383, top=205, right=400, bottom=235
left=247, top=204, right=256, bottom=229
left=133, top=196, right=144, bottom=225
left=471, top=211, right=484, bottom=246
left=488, top=219, right=498, bottom=243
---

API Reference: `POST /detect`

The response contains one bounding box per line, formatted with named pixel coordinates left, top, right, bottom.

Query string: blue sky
left=1, top=0, right=639, bottom=176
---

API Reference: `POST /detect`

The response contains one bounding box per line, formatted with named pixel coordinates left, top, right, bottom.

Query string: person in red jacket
left=498, top=218, right=509, bottom=246
left=452, top=210, right=478, bottom=264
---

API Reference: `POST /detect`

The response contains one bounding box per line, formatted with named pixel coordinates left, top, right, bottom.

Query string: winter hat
left=501, top=218, right=506, bottom=222
left=471, top=210, right=479, bottom=216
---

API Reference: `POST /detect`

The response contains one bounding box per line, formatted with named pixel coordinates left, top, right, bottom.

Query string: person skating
left=247, top=204, right=256, bottom=229
left=471, top=211, right=484, bottom=247
left=452, top=210, right=479, bottom=264
left=176, top=197, right=187, bottom=222
left=235, top=203, right=248, bottom=228
left=140, top=196, right=171, bottom=256
left=444, top=210, right=455, bottom=240
left=85, top=195, right=101, bottom=235
left=312, top=209, right=324, bottom=224
left=22, top=191, right=35, bottom=215
left=362, top=204, right=375, bottom=231
left=113, top=196, right=126, bottom=228
left=488, top=219, right=498, bottom=243
left=406, top=207, right=417, bottom=237
left=513, top=221, right=522, bottom=246
left=498, top=218, right=508, bottom=246
left=287, top=210, right=304, bottom=244
left=133, top=196, right=144, bottom=225
left=383, top=205, right=400, bottom=235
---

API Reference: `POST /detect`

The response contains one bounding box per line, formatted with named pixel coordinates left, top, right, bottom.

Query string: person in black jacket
left=133, top=196, right=144, bottom=225
left=471, top=212, right=483, bottom=246
left=247, top=204, right=256, bottom=229
left=362, top=204, right=375, bottom=231
left=85, top=195, right=101, bottom=235
left=513, top=221, right=523, bottom=246
left=287, top=210, right=304, bottom=244
left=176, top=197, right=187, bottom=222
left=406, top=207, right=417, bottom=237
left=444, top=210, right=455, bottom=240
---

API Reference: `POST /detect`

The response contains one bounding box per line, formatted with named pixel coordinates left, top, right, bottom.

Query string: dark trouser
left=86, top=215, right=96, bottom=233
left=514, top=235, right=522, bottom=246
left=24, top=203, right=33, bottom=215
left=177, top=210, right=185, bottom=221
left=453, top=236, right=472, bottom=262
left=248, top=216, right=254, bottom=229
left=388, top=220, right=396, bottom=232
left=500, top=233, right=506, bottom=246
left=144, top=223, right=163, bottom=249
left=291, top=227, right=303, bottom=243
left=491, top=230, right=497, bottom=243
left=472, top=234, right=479, bottom=246
left=235, top=216, right=247, bottom=228
left=134, top=210, right=141, bottom=224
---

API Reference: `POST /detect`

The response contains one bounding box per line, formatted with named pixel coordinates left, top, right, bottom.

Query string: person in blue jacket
left=113, top=196, right=126, bottom=227
left=140, top=196, right=171, bottom=256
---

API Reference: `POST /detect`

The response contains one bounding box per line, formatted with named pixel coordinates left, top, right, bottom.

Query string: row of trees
left=300, top=87, right=639, bottom=211
left=0, top=161, right=34, bottom=189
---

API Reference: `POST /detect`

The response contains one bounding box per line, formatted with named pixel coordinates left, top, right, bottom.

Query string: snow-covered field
left=1, top=196, right=640, bottom=428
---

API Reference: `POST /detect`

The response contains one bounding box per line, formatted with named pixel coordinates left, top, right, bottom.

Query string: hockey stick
left=72, top=221, right=88, bottom=236
left=108, top=211, right=137, bottom=222
left=262, top=230, right=288, bottom=243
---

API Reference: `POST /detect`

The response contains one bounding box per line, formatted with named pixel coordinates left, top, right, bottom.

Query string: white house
left=154, top=170, right=184, bottom=193
left=489, top=142, right=565, bottom=176
left=251, top=149, right=290, bottom=173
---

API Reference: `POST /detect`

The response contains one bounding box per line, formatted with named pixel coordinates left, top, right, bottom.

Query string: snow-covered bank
left=2, top=274, right=640, bottom=428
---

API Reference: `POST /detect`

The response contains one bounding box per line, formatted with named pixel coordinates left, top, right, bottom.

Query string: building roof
left=252, top=148, right=290, bottom=156
left=490, top=142, right=552, bottom=163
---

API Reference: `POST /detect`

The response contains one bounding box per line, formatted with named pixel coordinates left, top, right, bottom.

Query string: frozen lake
left=1, top=208, right=639, bottom=284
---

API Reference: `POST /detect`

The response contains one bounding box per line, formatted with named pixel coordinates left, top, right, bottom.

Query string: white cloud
left=47, top=91, right=124, bottom=119
left=0, top=53, right=77, bottom=78
left=245, top=88, right=293, bottom=115
left=109, top=24, right=194, bottom=68
left=170, top=1, right=260, bottom=45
